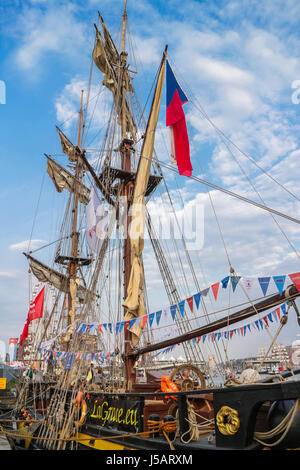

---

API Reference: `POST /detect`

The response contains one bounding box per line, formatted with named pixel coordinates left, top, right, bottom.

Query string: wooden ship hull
left=6, top=369, right=300, bottom=451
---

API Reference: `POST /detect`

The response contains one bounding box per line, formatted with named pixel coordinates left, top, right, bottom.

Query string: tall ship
left=2, top=1, right=300, bottom=451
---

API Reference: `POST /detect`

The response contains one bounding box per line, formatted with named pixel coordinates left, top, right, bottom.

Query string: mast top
left=121, top=0, right=127, bottom=54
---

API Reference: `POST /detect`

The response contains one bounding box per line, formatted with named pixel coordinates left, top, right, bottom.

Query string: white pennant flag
left=86, top=184, right=109, bottom=253
left=243, top=277, right=254, bottom=291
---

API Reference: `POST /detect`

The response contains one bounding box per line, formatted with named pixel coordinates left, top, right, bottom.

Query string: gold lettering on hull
left=90, top=400, right=138, bottom=427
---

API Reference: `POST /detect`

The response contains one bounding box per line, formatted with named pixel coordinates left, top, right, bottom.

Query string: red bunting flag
left=142, top=315, right=148, bottom=329
left=263, top=316, right=269, bottom=327
left=187, top=296, right=194, bottom=313
left=211, top=282, right=220, bottom=301
left=289, top=272, right=300, bottom=292
left=276, top=307, right=281, bottom=320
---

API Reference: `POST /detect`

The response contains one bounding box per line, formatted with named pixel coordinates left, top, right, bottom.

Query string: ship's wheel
left=169, top=363, right=206, bottom=392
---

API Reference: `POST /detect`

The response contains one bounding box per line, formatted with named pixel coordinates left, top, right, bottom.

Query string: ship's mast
left=120, top=0, right=136, bottom=390
left=67, top=90, right=84, bottom=336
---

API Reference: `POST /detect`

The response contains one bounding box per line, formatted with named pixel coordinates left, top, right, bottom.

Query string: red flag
left=20, top=313, right=30, bottom=346
left=166, top=60, right=192, bottom=177
left=20, top=286, right=45, bottom=346
left=29, top=286, right=45, bottom=321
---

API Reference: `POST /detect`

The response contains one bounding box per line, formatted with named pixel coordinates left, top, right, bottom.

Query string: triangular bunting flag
left=289, top=272, right=300, bottom=292
left=178, top=300, right=185, bottom=317
left=163, top=307, right=170, bottom=319
left=128, top=319, right=136, bottom=331
left=170, top=305, right=177, bottom=321
left=281, top=304, right=287, bottom=315
left=276, top=307, right=281, bottom=320
left=148, top=313, right=155, bottom=327
left=267, top=313, right=274, bottom=323
left=211, top=282, right=220, bottom=301
left=200, top=287, right=210, bottom=296
left=273, top=276, right=286, bottom=296
left=193, top=293, right=201, bottom=310
left=156, top=310, right=162, bottom=325
left=142, top=315, right=148, bottom=328
left=231, top=275, right=241, bottom=292
left=221, top=276, right=230, bottom=288
left=187, top=296, right=194, bottom=313
left=244, top=278, right=254, bottom=291
left=258, top=277, right=270, bottom=296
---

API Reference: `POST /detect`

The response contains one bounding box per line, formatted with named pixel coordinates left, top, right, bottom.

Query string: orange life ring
left=161, top=375, right=179, bottom=400
left=74, top=399, right=87, bottom=427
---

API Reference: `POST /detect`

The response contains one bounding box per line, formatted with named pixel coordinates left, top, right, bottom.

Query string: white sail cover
left=123, top=52, right=166, bottom=346
left=86, top=184, right=109, bottom=253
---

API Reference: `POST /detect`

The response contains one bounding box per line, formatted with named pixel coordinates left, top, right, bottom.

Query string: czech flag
left=166, top=60, right=192, bottom=177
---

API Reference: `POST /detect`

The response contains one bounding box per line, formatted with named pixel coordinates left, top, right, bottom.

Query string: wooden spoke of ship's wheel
left=170, top=363, right=206, bottom=391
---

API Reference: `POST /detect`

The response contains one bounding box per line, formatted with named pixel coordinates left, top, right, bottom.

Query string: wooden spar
left=125, top=284, right=300, bottom=359
left=79, top=151, right=116, bottom=207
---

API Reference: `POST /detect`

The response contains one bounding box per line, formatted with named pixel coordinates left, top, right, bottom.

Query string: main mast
left=120, top=0, right=136, bottom=390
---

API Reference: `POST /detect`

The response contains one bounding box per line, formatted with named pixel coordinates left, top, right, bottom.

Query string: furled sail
left=99, top=13, right=119, bottom=66
left=56, top=126, right=82, bottom=163
left=25, top=254, right=93, bottom=303
left=46, top=155, right=90, bottom=205
left=123, top=49, right=167, bottom=347
left=92, top=22, right=136, bottom=140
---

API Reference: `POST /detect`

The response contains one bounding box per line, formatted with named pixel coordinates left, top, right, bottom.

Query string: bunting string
left=38, top=302, right=289, bottom=365
left=67, top=271, right=300, bottom=338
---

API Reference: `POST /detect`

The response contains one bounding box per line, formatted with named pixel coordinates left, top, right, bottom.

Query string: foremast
left=66, top=89, right=84, bottom=346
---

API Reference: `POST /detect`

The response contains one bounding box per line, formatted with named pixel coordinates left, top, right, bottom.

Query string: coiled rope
left=254, top=398, right=300, bottom=448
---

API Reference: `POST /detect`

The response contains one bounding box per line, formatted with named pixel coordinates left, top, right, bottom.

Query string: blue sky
left=1, top=0, right=300, bottom=360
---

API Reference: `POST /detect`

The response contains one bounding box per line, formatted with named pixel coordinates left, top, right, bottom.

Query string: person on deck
left=95, top=367, right=104, bottom=387
left=86, top=363, right=95, bottom=384
left=239, top=363, right=259, bottom=384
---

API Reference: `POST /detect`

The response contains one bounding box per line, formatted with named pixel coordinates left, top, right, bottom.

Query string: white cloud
left=9, top=240, right=46, bottom=252
left=0, top=271, right=19, bottom=279
left=12, top=2, right=89, bottom=76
